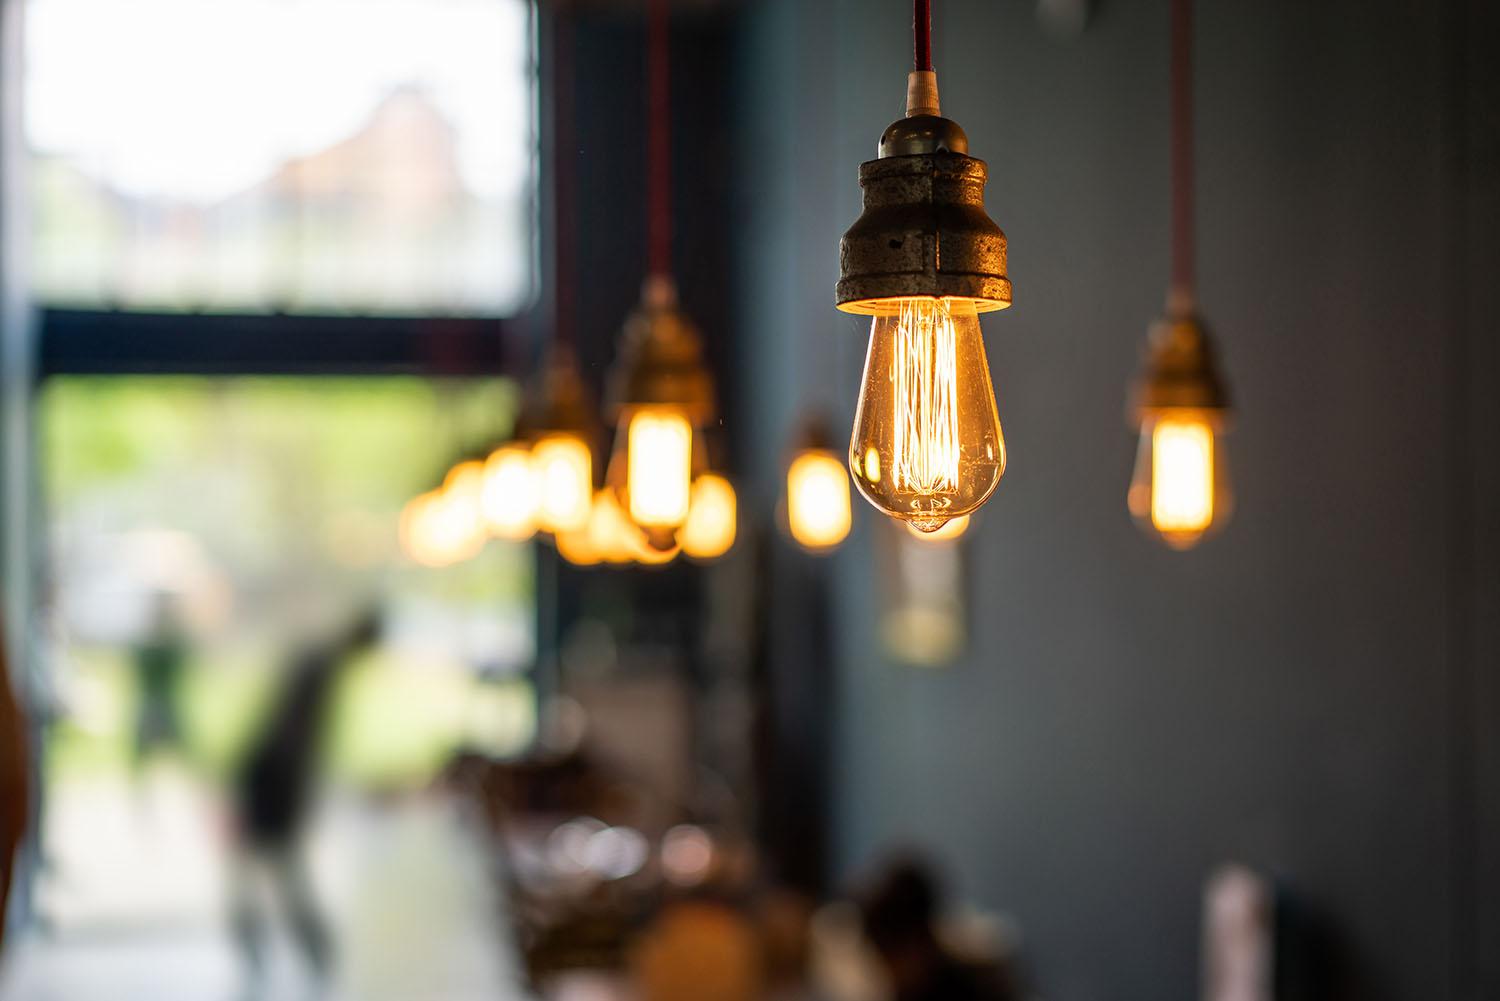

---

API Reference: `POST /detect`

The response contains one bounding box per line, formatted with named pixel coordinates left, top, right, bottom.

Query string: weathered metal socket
left=837, top=118, right=1011, bottom=314
left=1130, top=311, right=1232, bottom=421
left=605, top=276, right=716, bottom=426
left=515, top=348, right=597, bottom=441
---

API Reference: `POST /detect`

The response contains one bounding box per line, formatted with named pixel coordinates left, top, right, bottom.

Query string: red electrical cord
left=914, top=0, right=933, bottom=72
left=1169, top=0, right=1194, bottom=301
left=646, top=0, right=672, bottom=279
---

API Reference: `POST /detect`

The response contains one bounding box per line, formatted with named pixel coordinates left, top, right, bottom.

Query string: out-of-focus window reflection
left=36, top=376, right=535, bottom=935
left=25, top=0, right=535, bottom=315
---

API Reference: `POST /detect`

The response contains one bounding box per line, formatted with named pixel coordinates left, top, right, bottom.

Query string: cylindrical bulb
left=1128, top=409, right=1231, bottom=549
left=786, top=449, right=852, bottom=552
left=531, top=434, right=593, bottom=535
left=849, top=297, right=1004, bottom=532
left=481, top=443, right=537, bottom=540
left=615, top=406, right=694, bottom=531
left=679, top=474, right=737, bottom=560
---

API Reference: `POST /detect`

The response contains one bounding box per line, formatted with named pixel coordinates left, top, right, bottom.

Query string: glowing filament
left=1151, top=418, right=1214, bottom=533
left=891, top=298, right=960, bottom=500
left=532, top=435, right=593, bottom=534
left=626, top=408, right=693, bottom=528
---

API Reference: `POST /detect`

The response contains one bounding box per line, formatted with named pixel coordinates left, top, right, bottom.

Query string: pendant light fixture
left=521, top=0, right=598, bottom=546
left=785, top=416, right=853, bottom=553
left=1127, top=0, right=1232, bottom=549
left=836, top=0, right=1012, bottom=535
left=604, top=0, right=729, bottom=555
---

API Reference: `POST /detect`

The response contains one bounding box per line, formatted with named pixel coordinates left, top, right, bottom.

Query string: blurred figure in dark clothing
left=856, top=857, right=1018, bottom=1001
left=132, top=593, right=188, bottom=771
left=229, top=609, right=380, bottom=996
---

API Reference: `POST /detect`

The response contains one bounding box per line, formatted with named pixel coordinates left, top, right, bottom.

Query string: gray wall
left=733, top=1, right=1499, bottom=998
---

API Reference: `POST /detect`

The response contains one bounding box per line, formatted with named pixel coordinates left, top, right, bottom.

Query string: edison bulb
left=531, top=434, right=593, bottom=534
left=849, top=297, right=1004, bottom=533
left=618, top=406, right=693, bottom=530
left=787, top=449, right=851, bottom=551
left=586, top=489, right=637, bottom=564
left=1128, top=409, right=1230, bottom=549
left=400, top=487, right=485, bottom=567
left=481, top=444, right=537, bottom=540
left=679, top=474, right=737, bottom=560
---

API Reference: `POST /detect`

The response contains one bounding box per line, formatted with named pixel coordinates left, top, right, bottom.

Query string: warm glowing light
left=532, top=434, right=593, bottom=534
left=481, top=443, right=537, bottom=540
left=850, top=297, right=1003, bottom=533
left=556, top=521, right=601, bottom=567
left=582, top=489, right=635, bottom=564
left=1129, top=410, right=1227, bottom=549
left=679, top=474, right=737, bottom=560
left=625, top=408, right=693, bottom=529
left=1151, top=419, right=1214, bottom=532
left=905, top=513, right=968, bottom=542
left=787, top=449, right=852, bottom=551
left=399, top=485, right=485, bottom=568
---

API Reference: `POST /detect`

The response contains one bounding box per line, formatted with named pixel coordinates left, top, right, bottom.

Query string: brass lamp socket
left=605, top=275, right=717, bottom=426
left=515, top=348, right=597, bottom=441
left=836, top=73, right=1011, bottom=314
left=1130, top=309, right=1232, bottom=421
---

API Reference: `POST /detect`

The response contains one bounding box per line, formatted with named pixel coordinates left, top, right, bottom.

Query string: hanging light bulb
left=679, top=473, right=737, bottom=560
left=785, top=419, right=853, bottom=552
left=606, top=276, right=715, bottom=541
left=836, top=4, right=1012, bottom=534
left=1127, top=0, right=1232, bottom=549
left=585, top=489, right=638, bottom=564
left=481, top=443, right=538, bottom=540
left=515, top=352, right=597, bottom=537
left=1129, top=310, right=1231, bottom=548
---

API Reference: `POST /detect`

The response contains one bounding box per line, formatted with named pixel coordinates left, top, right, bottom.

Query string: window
left=25, top=0, right=535, bottom=315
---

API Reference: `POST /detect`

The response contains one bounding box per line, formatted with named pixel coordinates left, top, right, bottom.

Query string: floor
left=0, top=776, right=535, bottom=1001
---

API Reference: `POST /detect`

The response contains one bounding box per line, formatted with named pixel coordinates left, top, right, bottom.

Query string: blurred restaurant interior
left=0, top=0, right=1497, bottom=999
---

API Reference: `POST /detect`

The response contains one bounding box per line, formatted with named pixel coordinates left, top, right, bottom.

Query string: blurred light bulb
left=556, top=519, right=602, bottom=567
left=586, top=489, right=637, bottom=564
left=849, top=297, right=1003, bottom=533
left=904, top=513, right=969, bottom=542
left=481, top=443, right=537, bottom=540
left=787, top=449, right=851, bottom=552
left=400, top=485, right=485, bottom=568
left=679, top=474, right=737, bottom=560
left=1128, top=410, right=1229, bottom=549
left=532, top=434, right=593, bottom=534
left=622, top=407, right=693, bottom=529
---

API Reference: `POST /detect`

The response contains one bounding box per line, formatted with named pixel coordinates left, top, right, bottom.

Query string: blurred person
left=0, top=620, right=28, bottom=954
left=229, top=609, right=380, bottom=997
left=132, top=592, right=190, bottom=773
left=854, top=857, right=1018, bottom=1001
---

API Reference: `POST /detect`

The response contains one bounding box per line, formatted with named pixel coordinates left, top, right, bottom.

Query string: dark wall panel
left=734, top=0, right=1498, bottom=998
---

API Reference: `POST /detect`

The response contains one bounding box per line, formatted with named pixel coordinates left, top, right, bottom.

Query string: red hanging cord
left=1169, top=0, right=1195, bottom=304
left=646, top=0, right=672, bottom=279
left=553, top=0, right=577, bottom=351
left=914, top=0, right=932, bottom=72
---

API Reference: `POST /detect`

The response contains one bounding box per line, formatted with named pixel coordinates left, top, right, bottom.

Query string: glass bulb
left=400, top=484, right=485, bottom=568
left=531, top=434, right=593, bottom=534
left=679, top=474, right=737, bottom=560
left=849, top=297, right=1004, bottom=533
left=904, top=513, right=969, bottom=542
left=481, top=443, right=537, bottom=540
left=786, top=449, right=851, bottom=552
left=1128, top=409, right=1231, bottom=549
left=586, top=489, right=637, bottom=564
left=619, top=406, right=694, bottom=530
